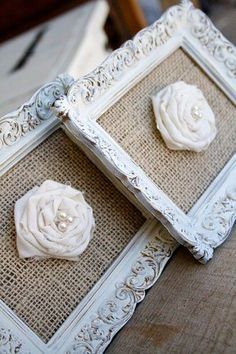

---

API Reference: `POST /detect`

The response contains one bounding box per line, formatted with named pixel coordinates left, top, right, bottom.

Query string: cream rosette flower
left=152, top=81, right=217, bottom=152
left=14, top=180, right=95, bottom=261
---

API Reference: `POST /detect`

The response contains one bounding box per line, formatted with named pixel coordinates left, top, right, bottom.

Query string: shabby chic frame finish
left=54, top=0, right=236, bottom=263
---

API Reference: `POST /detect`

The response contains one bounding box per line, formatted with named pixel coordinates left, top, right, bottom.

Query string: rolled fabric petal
left=14, top=180, right=95, bottom=261
left=152, top=81, right=217, bottom=152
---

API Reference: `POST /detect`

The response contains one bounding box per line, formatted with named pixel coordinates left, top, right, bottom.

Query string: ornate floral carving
left=200, top=185, right=236, bottom=246
left=53, top=95, right=76, bottom=122
left=187, top=8, right=236, bottom=78
left=185, top=183, right=236, bottom=263
left=65, top=230, right=177, bottom=353
left=68, top=1, right=189, bottom=106
left=0, top=74, right=74, bottom=150
left=0, top=327, right=31, bottom=354
left=67, top=0, right=235, bottom=110
left=189, top=241, right=214, bottom=263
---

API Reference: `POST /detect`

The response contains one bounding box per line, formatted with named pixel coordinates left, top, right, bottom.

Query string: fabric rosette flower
left=152, top=81, right=217, bottom=152
left=14, top=180, right=95, bottom=261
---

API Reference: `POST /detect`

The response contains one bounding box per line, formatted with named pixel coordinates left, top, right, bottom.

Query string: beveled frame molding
left=54, top=0, right=236, bottom=263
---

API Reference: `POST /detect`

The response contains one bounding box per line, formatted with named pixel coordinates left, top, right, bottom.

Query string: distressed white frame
left=0, top=1, right=235, bottom=352
left=53, top=0, right=236, bottom=264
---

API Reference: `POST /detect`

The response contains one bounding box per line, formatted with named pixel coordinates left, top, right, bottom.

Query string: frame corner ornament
left=53, top=95, right=77, bottom=123
left=0, top=74, right=74, bottom=152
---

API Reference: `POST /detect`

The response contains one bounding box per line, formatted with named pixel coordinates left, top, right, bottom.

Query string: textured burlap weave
left=99, top=49, right=236, bottom=212
left=0, top=130, right=145, bottom=342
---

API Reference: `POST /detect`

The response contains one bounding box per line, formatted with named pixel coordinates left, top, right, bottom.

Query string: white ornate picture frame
left=0, top=1, right=235, bottom=353
left=54, top=0, right=236, bottom=264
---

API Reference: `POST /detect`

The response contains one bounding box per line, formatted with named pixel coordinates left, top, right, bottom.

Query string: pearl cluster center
left=55, top=211, right=73, bottom=232
left=191, top=105, right=203, bottom=120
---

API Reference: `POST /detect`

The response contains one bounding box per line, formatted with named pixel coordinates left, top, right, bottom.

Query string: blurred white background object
left=0, top=0, right=109, bottom=116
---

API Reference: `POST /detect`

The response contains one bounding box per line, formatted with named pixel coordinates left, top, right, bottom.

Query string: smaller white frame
left=54, top=0, right=236, bottom=263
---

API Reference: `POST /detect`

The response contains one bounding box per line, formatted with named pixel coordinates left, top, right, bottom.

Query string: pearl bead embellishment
left=191, top=105, right=203, bottom=120
left=58, top=221, right=67, bottom=232
left=56, top=211, right=73, bottom=232
left=67, top=216, right=73, bottom=223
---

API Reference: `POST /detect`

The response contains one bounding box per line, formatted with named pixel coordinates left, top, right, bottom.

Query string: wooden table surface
left=106, top=227, right=236, bottom=354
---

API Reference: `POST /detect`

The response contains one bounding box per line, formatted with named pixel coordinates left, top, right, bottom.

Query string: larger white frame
left=54, top=0, right=236, bottom=264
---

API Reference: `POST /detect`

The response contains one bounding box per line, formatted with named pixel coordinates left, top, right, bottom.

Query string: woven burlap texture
left=99, top=49, right=236, bottom=212
left=0, top=130, right=145, bottom=342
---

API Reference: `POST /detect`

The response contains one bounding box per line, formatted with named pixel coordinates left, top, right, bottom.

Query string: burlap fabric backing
left=0, top=130, right=145, bottom=342
left=99, top=49, right=236, bottom=213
